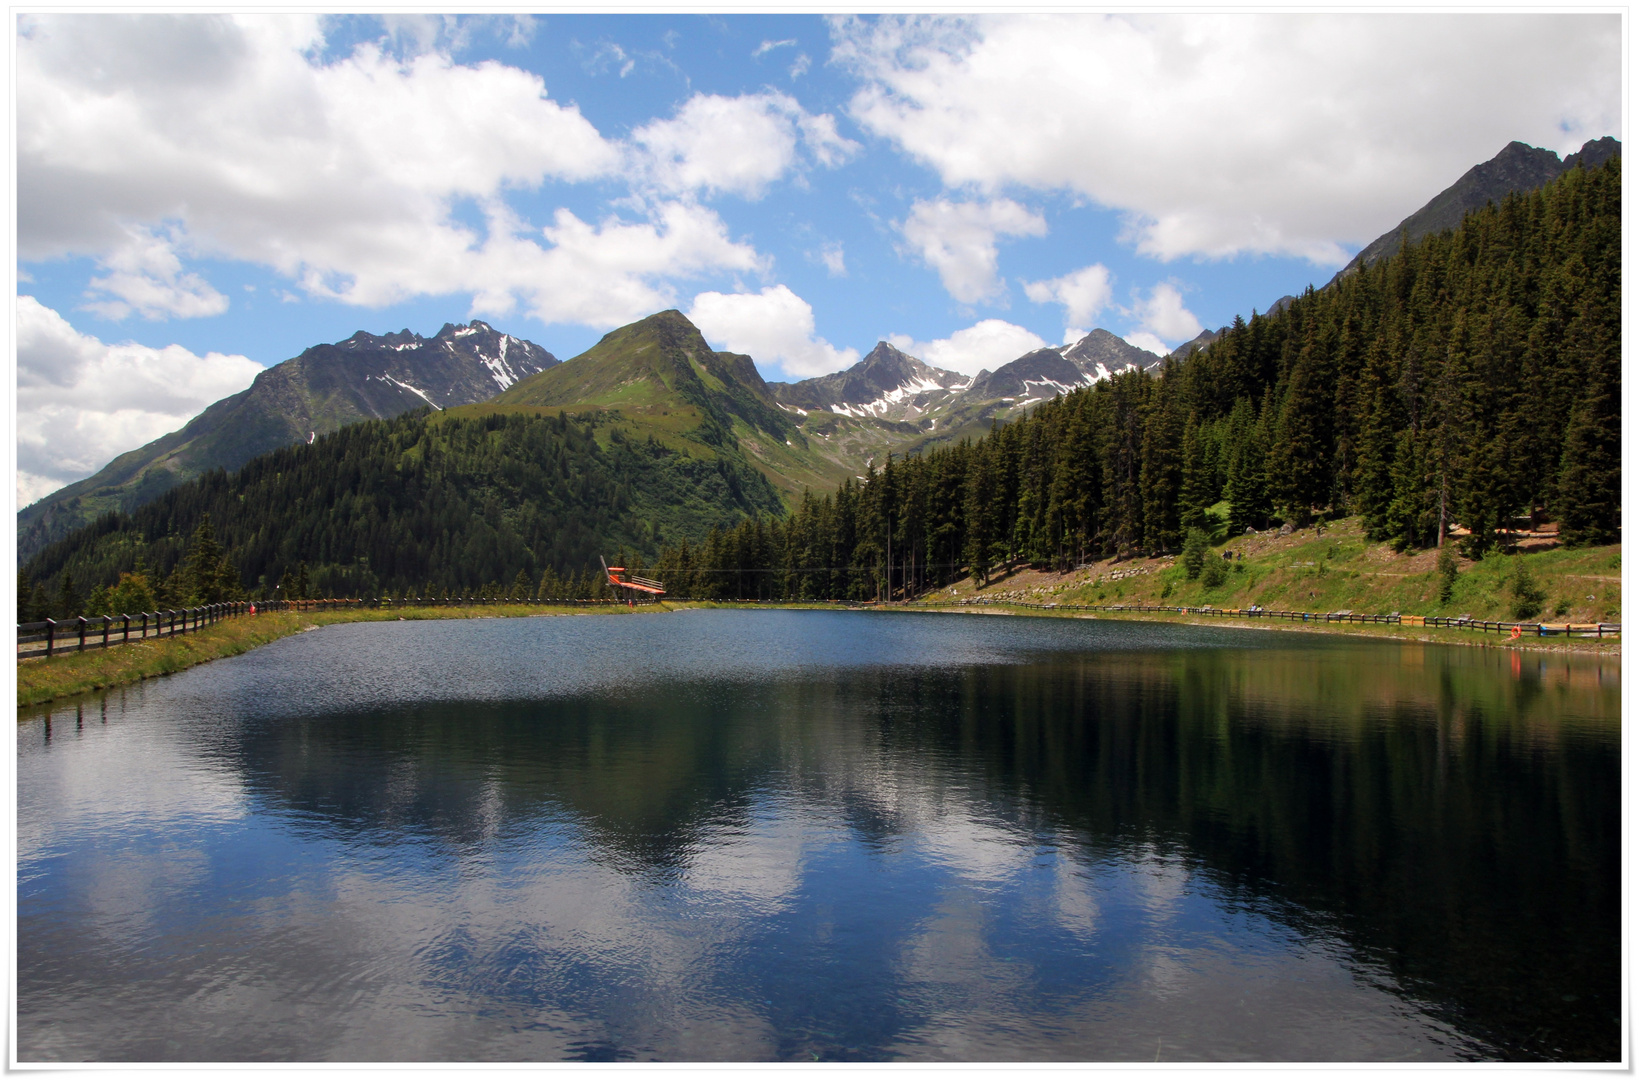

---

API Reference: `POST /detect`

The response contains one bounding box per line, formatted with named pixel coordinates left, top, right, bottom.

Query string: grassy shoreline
left=20, top=586, right=1618, bottom=710
left=895, top=601, right=1621, bottom=654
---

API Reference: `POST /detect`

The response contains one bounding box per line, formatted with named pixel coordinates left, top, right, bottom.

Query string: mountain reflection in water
left=17, top=611, right=1619, bottom=1062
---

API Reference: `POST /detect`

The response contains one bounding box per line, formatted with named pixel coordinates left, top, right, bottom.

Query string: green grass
left=1050, top=518, right=1620, bottom=624
left=923, top=515, right=1621, bottom=647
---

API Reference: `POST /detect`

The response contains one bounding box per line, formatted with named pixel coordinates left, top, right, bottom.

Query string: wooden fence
left=18, top=593, right=1616, bottom=661
left=932, top=598, right=1620, bottom=638
left=17, top=594, right=661, bottom=660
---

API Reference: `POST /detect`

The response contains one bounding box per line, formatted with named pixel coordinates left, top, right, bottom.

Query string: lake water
left=16, top=609, right=1620, bottom=1062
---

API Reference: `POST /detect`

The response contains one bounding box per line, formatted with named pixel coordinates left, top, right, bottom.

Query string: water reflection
left=17, top=611, right=1618, bottom=1062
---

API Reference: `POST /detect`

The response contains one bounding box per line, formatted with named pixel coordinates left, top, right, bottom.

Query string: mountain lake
left=15, top=609, right=1620, bottom=1062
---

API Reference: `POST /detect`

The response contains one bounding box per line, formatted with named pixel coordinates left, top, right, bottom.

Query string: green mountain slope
left=22, top=407, right=784, bottom=601
left=479, top=309, right=862, bottom=499
left=18, top=320, right=557, bottom=563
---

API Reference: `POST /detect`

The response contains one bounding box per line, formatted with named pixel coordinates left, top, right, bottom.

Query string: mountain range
left=17, top=320, right=556, bottom=560
left=18, top=136, right=1619, bottom=565
left=1330, top=136, right=1620, bottom=283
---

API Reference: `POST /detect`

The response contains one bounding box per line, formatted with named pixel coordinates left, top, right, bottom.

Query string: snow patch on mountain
left=373, top=373, right=441, bottom=409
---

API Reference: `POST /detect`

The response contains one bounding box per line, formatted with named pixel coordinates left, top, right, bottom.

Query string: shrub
left=1436, top=545, right=1458, bottom=604
left=107, top=572, right=157, bottom=616
left=1182, top=528, right=1209, bottom=581
left=1508, top=558, right=1548, bottom=621
left=1202, top=556, right=1228, bottom=589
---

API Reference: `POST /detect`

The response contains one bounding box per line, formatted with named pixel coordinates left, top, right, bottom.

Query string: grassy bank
left=17, top=603, right=660, bottom=709
left=905, top=601, right=1619, bottom=655
left=910, top=514, right=1619, bottom=652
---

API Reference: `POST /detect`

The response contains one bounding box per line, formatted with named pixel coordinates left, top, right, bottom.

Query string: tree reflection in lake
left=17, top=611, right=1618, bottom=1062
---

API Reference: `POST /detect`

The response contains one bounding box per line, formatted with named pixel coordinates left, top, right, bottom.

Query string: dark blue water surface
left=16, top=610, right=1620, bottom=1062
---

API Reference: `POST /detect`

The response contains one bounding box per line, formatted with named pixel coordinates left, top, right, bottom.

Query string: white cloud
left=753, top=38, right=797, bottom=58
left=835, top=13, right=1620, bottom=263
left=888, top=319, right=1047, bottom=377
left=470, top=202, right=765, bottom=330
left=19, top=15, right=720, bottom=331
left=17, top=17, right=794, bottom=333
left=84, top=226, right=229, bottom=320
left=631, top=91, right=858, bottom=199
left=16, top=297, right=263, bottom=504
left=1023, top=263, right=1113, bottom=331
left=899, top=198, right=1046, bottom=304
left=688, top=285, right=859, bottom=380
left=818, top=242, right=847, bottom=277
left=1127, top=282, right=1203, bottom=344
left=1123, top=332, right=1171, bottom=358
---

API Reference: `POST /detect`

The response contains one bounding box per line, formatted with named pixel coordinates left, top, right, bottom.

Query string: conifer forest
left=19, top=159, right=1620, bottom=610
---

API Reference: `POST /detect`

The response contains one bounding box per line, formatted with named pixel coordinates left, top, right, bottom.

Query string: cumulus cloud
left=465, top=201, right=764, bottom=330
left=888, top=319, right=1047, bottom=377
left=84, top=226, right=229, bottom=320
left=631, top=91, right=859, bottom=199
left=899, top=198, right=1046, bottom=304
left=16, top=297, right=263, bottom=504
left=1023, top=263, right=1113, bottom=332
left=17, top=17, right=855, bottom=325
left=835, top=13, right=1620, bottom=263
left=1122, top=332, right=1171, bottom=358
left=688, top=286, right=859, bottom=379
left=1126, top=282, right=1203, bottom=344
left=19, top=15, right=781, bottom=331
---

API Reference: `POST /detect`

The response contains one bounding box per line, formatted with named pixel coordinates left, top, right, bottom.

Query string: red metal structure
left=601, top=556, right=665, bottom=601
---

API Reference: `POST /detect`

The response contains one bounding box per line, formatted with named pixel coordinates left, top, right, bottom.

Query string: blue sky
left=15, top=13, right=1622, bottom=503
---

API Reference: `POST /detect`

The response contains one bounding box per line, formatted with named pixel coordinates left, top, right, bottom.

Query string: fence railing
left=19, top=592, right=1618, bottom=661
left=17, top=594, right=662, bottom=661
left=18, top=601, right=248, bottom=660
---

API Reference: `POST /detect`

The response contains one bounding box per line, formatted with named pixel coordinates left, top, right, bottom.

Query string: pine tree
left=1177, top=418, right=1213, bottom=536
left=1436, top=545, right=1458, bottom=605
left=1555, top=304, right=1621, bottom=546
left=1225, top=398, right=1270, bottom=534
left=56, top=571, right=83, bottom=620
left=1271, top=327, right=1334, bottom=525
left=184, top=515, right=226, bottom=604
left=1182, top=528, right=1210, bottom=581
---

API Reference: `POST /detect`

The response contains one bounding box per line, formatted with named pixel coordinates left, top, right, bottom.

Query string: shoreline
left=15, top=602, right=662, bottom=710
left=18, top=598, right=1617, bottom=711
left=898, top=602, right=1620, bottom=654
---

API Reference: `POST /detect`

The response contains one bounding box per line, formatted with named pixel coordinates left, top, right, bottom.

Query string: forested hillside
left=20, top=159, right=1618, bottom=611
left=18, top=320, right=557, bottom=561
left=20, top=409, right=782, bottom=607
left=653, top=157, right=1619, bottom=601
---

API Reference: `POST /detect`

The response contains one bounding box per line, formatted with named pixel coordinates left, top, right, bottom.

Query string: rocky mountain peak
left=1331, top=136, right=1620, bottom=283
left=1059, top=328, right=1164, bottom=376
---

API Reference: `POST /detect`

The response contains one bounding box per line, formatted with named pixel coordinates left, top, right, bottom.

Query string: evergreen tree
left=1182, top=528, right=1210, bottom=581
left=1177, top=418, right=1214, bottom=536
left=1508, top=559, right=1547, bottom=621
left=184, top=515, right=227, bottom=604
left=1555, top=312, right=1621, bottom=546
left=1436, top=545, right=1458, bottom=605
left=56, top=572, right=83, bottom=620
